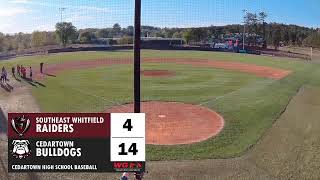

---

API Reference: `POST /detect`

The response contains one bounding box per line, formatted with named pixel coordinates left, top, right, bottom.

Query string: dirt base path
left=0, top=74, right=40, bottom=180
left=34, top=58, right=291, bottom=80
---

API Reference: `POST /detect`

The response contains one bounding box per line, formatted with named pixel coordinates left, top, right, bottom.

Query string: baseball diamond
left=0, top=0, right=320, bottom=179
left=1, top=49, right=320, bottom=179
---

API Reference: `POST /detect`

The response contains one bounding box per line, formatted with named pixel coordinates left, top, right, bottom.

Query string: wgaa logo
left=113, top=162, right=143, bottom=169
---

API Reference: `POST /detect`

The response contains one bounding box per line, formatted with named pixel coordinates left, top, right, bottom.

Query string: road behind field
left=1, top=85, right=319, bottom=180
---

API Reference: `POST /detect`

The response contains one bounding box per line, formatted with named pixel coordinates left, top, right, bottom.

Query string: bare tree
left=259, top=12, right=268, bottom=48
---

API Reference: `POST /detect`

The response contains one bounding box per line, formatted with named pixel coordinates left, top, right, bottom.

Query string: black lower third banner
left=7, top=113, right=145, bottom=172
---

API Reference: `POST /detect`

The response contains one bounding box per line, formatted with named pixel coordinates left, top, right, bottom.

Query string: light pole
left=59, top=8, right=66, bottom=46
left=242, top=9, right=247, bottom=50
left=134, top=0, right=141, bottom=113
left=310, top=46, right=313, bottom=61
left=59, top=8, right=66, bottom=22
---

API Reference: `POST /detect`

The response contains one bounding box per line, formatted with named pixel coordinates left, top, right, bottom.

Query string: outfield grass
left=0, top=50, right=132, bottom=68
left=2, top=50, right=320, bottom=160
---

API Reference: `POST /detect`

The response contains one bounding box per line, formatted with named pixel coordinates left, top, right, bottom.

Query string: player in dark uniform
left=1, top=66, right=8, bottom=83
left=40, top=62, right=44, bottom=74
left=12, top=67, right=15, bottom=77
left=17, top=64, right=20, bottom=76
left=29, top=67, right=33, bottom=81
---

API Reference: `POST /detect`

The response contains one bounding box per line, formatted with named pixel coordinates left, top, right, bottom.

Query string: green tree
left=112, top=23, right=121, bottom=37
left=272, top=27, right=282, bottom=50
left=55, top=22, right=77, bottom=47
left=155, top=31, right=165, bottom=38
left=245, top=13, right=259, bottom=32
left=245, top=12, right=260, bottom=45
left=79, top=31, right=96, bottom=43
left=259, top=12, right=268, bottom=48
left=0, top=33, right=5, bottom=52
left=97, top=28, right=111, bottom=38
left=303, top=32, right=320, bottom=48
left=31, top=31, right=46, bottom=48
left=172, top=31, right=183, bottom=38
left=43, top=32, right=58, bottom=46
left=190, top=28, right=209, bottom=42
left=126, top=26, right=134, bottom=36
left=15, top=32, right=31, bottom=51
left=118, top=36, right=133, bottom=45
left=183, top=29, right=192, bottom=44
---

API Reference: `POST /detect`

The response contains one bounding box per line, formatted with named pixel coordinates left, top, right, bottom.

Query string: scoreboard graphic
left=7, top=113, right=145, bottom=172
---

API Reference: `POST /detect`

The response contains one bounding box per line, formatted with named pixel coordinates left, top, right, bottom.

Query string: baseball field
left=1, top=50, right=320, bottom=179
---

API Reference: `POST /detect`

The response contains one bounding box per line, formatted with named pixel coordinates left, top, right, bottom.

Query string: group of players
left=1, top=65, right=33, bottom=82
left=12, top=65, right=33, bottom=80
left=1, top=65, right=33, bottom=84
left=1, top=62, right=44, bottom=85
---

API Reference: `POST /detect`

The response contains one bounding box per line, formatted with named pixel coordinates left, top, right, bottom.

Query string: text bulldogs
left=35, top=140, right=81, bottom=157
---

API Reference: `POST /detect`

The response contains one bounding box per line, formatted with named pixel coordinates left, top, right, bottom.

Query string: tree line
left=0, top=18, right=319, bottom=53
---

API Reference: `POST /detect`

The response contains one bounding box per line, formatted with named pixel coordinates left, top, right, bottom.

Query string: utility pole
left=242, top=9, right=247, bottom=51
left=134, top=0, right=141, bottom=113
left=310, top=46, right=313, bottom=61
left=59, top=8, right=66, bottom=46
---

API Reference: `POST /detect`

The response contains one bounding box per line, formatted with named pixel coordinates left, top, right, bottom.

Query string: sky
left=0, top=0, right=319, bottom=34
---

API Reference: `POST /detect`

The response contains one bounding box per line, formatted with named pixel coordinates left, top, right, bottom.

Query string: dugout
left=141, top=37, right=185, bottom=49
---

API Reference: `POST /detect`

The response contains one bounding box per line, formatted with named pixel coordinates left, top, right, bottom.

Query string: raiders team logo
left=11, top=115, right=30, bottom=137
left=11, top=140, right=31, bottom=159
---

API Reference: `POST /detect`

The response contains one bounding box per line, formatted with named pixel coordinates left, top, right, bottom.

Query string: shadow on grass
left=0, top=83, right=13, bottom=92
left=0, top=107, right=7, bottom=134
left=12, top=74, right=21, bottom=82
left=33, top=81, right=46, bottom=87
left=6, top=83, right=13, bottom=90
left=21, top=77, right=46, bottom=88
left=44, top=73, right=56, bottom=77
left=21, top=77, right=37, bottom=87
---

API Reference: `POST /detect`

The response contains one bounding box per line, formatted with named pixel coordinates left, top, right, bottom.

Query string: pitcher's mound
left=107, top=101, right=224, bottom=145
left=141, top=70, right=176, bottom=77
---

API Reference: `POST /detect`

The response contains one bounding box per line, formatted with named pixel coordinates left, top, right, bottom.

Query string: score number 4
left=123, top=118, right=133, bottom=131
left=118, top=119, right=138, bottom=155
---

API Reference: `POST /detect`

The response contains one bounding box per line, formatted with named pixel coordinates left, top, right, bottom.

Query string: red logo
left=113, top=162, right=143, bottom=169
left=11, top=115, right=30, bottom=137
